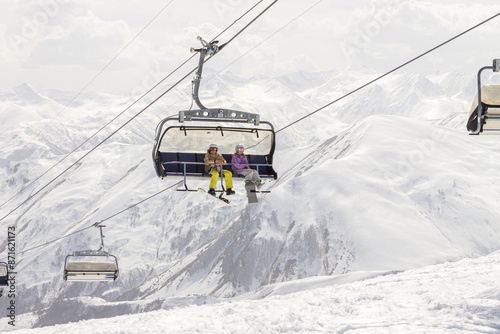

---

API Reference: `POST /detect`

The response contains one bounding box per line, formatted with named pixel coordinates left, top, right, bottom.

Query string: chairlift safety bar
left=164, top=160, right=275, bottom=190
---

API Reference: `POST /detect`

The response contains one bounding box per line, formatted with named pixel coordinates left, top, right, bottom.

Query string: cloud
left=24, top=10, right=132, bottom=70
left=1, top=0, right=500, bottom=93
left=337, top=0, right=500, bottom=74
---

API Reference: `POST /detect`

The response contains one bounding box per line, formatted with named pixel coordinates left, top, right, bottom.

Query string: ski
left=198, top=188, right=232, bottom=205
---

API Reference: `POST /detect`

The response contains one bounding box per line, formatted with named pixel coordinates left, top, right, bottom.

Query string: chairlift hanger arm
left=69, top=223, right=108, bottom=254
left=98, top=224, right=106, bottom=251
left=187, top=37, right=261, bottom=126
left=190, top=37, right=219, bottom=110
left=188, top=0, right=279, bottom=112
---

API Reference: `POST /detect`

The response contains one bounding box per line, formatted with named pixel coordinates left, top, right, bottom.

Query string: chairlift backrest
left=65, top=262, right=118, bottom=282
left=64, top=251, right=119, bottom=282
left=153, top=111, right=277, bottom=179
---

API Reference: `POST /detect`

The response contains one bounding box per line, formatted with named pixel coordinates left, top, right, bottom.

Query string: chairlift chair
left=0, top=262, right=8, bottom=286
left=0, top=262, right=7, bottom=297
left=467, top=58, right=500, bottom=134
left=152, top=37, right=277, bottom=190
left=64, top=224, right=119, bottom=282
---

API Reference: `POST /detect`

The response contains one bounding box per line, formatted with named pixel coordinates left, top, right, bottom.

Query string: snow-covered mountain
left=1, top=67, right=499, bottom=332
left=6, top=250, right=500, bottom=333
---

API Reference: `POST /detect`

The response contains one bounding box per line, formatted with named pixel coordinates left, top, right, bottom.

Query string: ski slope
left=8, top=251, right=500, bottom=333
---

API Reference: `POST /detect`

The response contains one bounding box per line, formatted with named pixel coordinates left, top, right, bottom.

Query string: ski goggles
left=210, top=147, right=218, bottom=152
left=237, top=148, right=244, bottom=152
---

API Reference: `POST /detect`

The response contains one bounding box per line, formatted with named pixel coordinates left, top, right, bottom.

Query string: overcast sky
left=0, top=0, right=499, bottom=94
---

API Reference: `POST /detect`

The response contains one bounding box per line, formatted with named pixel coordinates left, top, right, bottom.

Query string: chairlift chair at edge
left=0, top=262, right=7, bottom=297
left=467, top=58, right=500, bottom=134
left=0, top=262, right=8, bottom=286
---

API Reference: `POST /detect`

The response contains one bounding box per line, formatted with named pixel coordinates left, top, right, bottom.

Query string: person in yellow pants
left=204, top=144, right=235, bottom=196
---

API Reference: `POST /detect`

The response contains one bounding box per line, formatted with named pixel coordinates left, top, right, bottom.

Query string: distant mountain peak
left=12, top=83, right=47, bottom=104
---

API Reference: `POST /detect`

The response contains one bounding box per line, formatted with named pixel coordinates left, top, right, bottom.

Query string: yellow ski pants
left=210, top=169, right=233, bottom=189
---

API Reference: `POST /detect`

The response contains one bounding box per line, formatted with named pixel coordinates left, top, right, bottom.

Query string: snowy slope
left=1, top=68, right=500, bottom=331
left=9, top=251, right=500, bottom=333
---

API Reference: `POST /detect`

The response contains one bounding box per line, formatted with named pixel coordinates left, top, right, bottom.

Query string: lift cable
left=0, top=0, right=278, bottom=224
left=1, top=181, right=182, bottom=262
left=62, top=0, right=177, bottom=112
left=218, top=0, right=278, bottom=51
left=0, top=53, right=195, bottom=212
left=211, top=0, right=266, bottom=42
left=276, top=12, right=500, bottom=134
left=5, top=4, right=493, bottom=268
left=0, top=1, right=176, bottom=211
left=0, top=0, right=267, bottom=212
left=6, top=4, right=492, bottom=230
left=215, top=0, right=324, bottom=77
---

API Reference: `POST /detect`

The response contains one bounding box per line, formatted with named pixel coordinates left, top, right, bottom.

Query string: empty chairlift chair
left=64, top=224, right=119, bottom=282
left=152, top=36, right=277, bottom=190
left=467, top=59, right=500, bottom=134
left=64, top=253, right=118, bottom=282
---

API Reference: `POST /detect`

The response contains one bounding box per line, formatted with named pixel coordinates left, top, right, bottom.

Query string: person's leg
left=250, top=170, right=263, bottom=188
left=241, top=169, right=260, bottom=183
left=251, top=170, right=261, bottom=182
left=222, top=170, right=233, bottom=189
left=238, top=169, right=252, bottom=181
left=209, top=170, right=219, bottom=189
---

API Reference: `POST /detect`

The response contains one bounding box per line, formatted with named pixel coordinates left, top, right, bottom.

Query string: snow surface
left=7, top=251, right=500, bottom=333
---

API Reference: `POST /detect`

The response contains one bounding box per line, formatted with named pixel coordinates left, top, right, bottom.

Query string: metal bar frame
left=63, top=225, right=120, bottom=281
left=470, top=59, right=500, bottom=134
left=167, top=161, right=275, bottom=191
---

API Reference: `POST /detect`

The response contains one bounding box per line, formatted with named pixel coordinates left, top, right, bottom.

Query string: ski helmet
left=235, top=144, right=244, bottom=151
left=209, top=144, right=218, bottom=152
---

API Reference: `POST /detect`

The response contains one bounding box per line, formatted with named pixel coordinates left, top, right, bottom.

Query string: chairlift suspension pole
left=98, top=224, right=106, bottom=251
left=191, top=37, right=219, bottom=110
